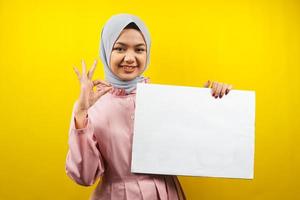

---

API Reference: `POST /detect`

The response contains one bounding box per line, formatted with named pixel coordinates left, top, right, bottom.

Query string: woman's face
left=110, top=28, right=147, bottom=81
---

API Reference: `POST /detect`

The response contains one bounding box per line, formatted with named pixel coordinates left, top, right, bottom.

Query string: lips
left=121, top=65, right=137, bottom=73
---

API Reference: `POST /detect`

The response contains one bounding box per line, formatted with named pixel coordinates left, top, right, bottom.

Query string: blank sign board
left=131, top=83, right=255, bottom=179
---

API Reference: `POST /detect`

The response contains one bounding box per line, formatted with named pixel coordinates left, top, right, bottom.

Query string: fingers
left=210, top=81, right=233, bottom=98
left=203, top=80, right=211, bottom=88
left=88, top=59, right=97, bottom=79
left=96, top=85, right=113, bottom=92
left=93, top=79, right=112, bottom=87
left=211, top=81, right=217, bottom=96
left=221, top=84, right=228, bottom=97
left=73, top=66, right=81, bottom=80
left=215, top=83, right=222, bottom=98
left=226, top=84, right=233, bottom=95
left=95, top=86, right=113, bottom=99
left=81, top=59, right=87, bottom=78
left=74, top=59, right=100, bottom=81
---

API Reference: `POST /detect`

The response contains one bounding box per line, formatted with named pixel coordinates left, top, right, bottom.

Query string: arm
left=65, top=101, right=105, bottom=186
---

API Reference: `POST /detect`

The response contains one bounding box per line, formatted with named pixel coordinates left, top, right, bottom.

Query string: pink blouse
left=65, top=79, right=186, bottom=200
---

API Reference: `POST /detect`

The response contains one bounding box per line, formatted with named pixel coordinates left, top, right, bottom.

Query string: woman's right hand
left=73, top=59, right=113, bottom=114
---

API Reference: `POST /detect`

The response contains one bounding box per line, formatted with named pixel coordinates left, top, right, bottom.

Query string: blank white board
left=131, top=83, right=255, bottom=179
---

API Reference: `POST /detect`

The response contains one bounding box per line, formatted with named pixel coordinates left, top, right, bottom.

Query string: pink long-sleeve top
left=65, top=79, right=186, bottom=200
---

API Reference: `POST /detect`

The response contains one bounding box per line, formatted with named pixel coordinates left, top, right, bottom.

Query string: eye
left=114, top=47, right=125, bottom=52
left=136, top=48, right=145, bottom=52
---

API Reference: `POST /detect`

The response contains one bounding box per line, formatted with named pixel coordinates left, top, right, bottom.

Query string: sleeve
left=65, top=101, right=105, bottom=186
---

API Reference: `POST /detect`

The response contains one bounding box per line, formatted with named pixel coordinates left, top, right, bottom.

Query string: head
left=110, top=22, right=147, bottom=81
left=100, top=14, right=151, bottom=94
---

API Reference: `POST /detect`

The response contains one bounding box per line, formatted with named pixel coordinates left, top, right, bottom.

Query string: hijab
left=99, top=13, right=151, bottom=94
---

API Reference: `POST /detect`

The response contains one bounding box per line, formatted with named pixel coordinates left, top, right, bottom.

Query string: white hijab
left=99, top=13, right=151, bottom=94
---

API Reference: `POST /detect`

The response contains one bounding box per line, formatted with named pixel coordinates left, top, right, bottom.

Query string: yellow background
left=0, top=0, right=299, bottom=199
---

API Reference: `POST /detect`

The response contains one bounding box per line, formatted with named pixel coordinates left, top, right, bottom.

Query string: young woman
left=66, top=13, right=232, bottom=200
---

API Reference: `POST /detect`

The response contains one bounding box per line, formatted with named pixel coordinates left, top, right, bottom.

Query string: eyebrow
left=115, top=42, right=146, bottom=47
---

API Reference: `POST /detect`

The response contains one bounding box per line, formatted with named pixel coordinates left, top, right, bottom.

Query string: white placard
left=131, top=83, right=255, bottom=179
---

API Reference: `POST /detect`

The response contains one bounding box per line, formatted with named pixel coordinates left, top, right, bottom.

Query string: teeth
left=123, top=66, right=135, bottom=71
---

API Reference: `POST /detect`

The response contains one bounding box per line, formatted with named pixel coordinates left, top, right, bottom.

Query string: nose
left=124, top=51, right=135, bottom=63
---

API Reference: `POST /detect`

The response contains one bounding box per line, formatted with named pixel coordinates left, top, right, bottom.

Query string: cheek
left=138, top=54, right=147, bottom=65
left=110, top=53, right=122, bottom=66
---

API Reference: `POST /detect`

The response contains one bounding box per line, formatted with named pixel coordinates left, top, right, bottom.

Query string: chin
left=119, top=75, right=137, bottom=81
left=119, top=71, right=141, bottom=81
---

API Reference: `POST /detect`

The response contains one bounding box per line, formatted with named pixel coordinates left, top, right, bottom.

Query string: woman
left=66, top=13, right=232, bottom=200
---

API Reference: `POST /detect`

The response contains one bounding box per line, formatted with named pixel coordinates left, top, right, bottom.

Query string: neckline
left=108, top=77, right=150, bottom=97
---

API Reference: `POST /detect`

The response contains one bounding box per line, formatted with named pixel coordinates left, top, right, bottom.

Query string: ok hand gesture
left=73, top=59, right=113, bottom=113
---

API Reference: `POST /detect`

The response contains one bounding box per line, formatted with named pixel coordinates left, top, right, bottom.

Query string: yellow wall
left=0, top=0, right=299, bottom=199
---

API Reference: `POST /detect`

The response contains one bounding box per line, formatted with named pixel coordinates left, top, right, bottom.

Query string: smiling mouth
left=121, top=65, right=137, bottom=73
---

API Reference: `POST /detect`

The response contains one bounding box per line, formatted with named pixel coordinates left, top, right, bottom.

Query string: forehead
left=114, top=29, right=146, bottom=46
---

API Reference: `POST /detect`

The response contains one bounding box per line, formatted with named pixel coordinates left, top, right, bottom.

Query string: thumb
left=203, top=80, right=211, bottom=88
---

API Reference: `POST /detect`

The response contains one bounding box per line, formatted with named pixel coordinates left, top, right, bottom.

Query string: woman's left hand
left=203, top=80, right=233, bottom=99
